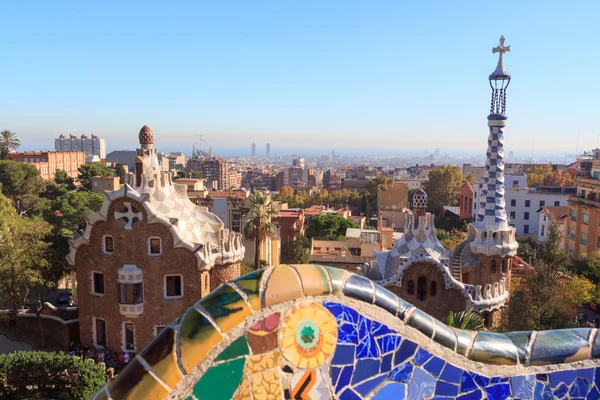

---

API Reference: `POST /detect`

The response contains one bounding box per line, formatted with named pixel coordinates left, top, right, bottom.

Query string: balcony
left=569, top=195, right=600, bottom=209
left=120, top=303, right=144, bottom=317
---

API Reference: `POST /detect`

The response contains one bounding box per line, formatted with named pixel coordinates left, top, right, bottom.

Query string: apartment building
left=55, top=134, right=106, bottom=160
left=9, top=150, right=86, bottom=180
left=567, top=172, right=600, bottom=259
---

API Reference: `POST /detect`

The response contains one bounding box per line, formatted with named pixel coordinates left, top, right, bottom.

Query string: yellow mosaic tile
left=250, top=368, right=284, bottom=400
left=263, top=265, right=303, bottom=307
left=199, top=284, right=253, bottom=334
left=234, top=377, right=251, bottom=400
left=139, top=328, right=183, bottom=390
left=107, top=359, right=170, bottom=400
left=291, top=264, right=332, bottom=297
left=178, top=309, right=223, bottom=374
left=233, top=269, right=265, bottom=310
left=245, top=350, right=284, bottom=375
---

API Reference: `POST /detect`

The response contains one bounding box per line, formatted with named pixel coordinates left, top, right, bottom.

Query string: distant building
left=55, top=134, right=106, bottom=160
left=9, top=150, right=85, bottom=180
left=91, top=176, right=121, bottom=193
left=166, top=152, right=186, bottom=170
left=251, top=143, right=256, bottom=158
left=272, top=208, right=305, bottom=250
left=275, top=158, right=316, bottom=192
left=567, top=172, right=600, bottom=260
left=202, top=157, right=229, bottom=191
left=266, top=143, right=271, bottom=158
left=106, top=150, right=137, bottom=169
left=459, top=182, right=474, bottom=220
left=377, top=182, right=409, bottom=230
left=462, top=163, right=486, bottom=183
left=537, top=206, right=568, bottom=248
left=227, top=171, right=242, bottom=190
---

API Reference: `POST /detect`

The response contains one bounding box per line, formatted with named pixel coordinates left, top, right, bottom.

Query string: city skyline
left=2, top=1, right=599, bottom=155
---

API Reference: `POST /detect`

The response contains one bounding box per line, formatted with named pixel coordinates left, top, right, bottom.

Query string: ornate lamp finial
left=489, top=36, right=511, bottom=115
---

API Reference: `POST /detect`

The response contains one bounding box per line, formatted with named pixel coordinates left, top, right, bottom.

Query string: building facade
left=459, top=181, right=474, bottom=220
left=91, top=176, right=121, bottom=193
left=55, top=134, right=107, bottom=160
left=68, top=126, right=244, bottom=353
left=9, top=150, right=85, bottom=180
left=567, top=176, right=600, bottom=260
left=537, top=205, right=568, bottom=248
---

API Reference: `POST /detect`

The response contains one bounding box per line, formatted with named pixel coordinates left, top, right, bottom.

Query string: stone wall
left=16, top=315, right=77, bottom=350
left=92, top=265, right=600, bottom=400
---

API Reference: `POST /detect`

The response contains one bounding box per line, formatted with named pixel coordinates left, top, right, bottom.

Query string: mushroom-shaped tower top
left=413, top=189, right=428, bottom=210
left=139, top=125, right=154, bottom=146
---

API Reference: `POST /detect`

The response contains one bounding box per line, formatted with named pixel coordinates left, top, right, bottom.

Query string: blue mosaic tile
left=588, top=386, right=600, bottom=400
left=394, top=340, right=418, bottom=365
left=471, top=372, right=490, bottom=388
left=414, top=348, right=432, bottom=365
left=439, top=363, right=461, bottom=384
left=372, top=319, right=394, bottom=337
left=536, top=373, right=548, bottom=382
left=332, top=344, right=356, bottom=365
left=534, top=382, right=553, bottom=400
left=423, top=356, right=445, bottom=378
left=569, top=377, right=592, bottom=398
left=336, top=365, right=354, bottom=393
left=356, top=332, right=379, bottom=358
left=554, top=382, right=569, bottom=398
left=578, top=367, right=595, bottom=383
left=373, top=382, right=406, bottom=399
left=352, top=359, right=380, bottom=385
left=549, top=369, right=576, bottom=388
left=530, top=329, right=590, bottom=366
left=484, top=383, right=510, bottom=400
left=324, top=301, right=345, bottom=323
left=381, top=353, right=392, bottom=373
left=489, top=376, right=509, bottom=384
left=355, top=375, right=387, bottom=397
left=332, top=366, right=342, bottom=385
left=339, top=322, right=359, bottom=344
left=339, top=387, right=362, bottom=400
left=407, top=367, right=436, bottom=400
left=457, top=389, right=483, bottom=400
left=435, top=381, right=459, bottom=397
left=389, top=361, right=413, bottom=383
left=377, top=335, right=401, bottom=354
left=510, top=374, right=534, bottom=398
left=461, top=371, right=478, bottom=393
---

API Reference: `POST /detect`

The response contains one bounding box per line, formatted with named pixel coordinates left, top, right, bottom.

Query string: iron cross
left=492, top=35, right=511, bottom=58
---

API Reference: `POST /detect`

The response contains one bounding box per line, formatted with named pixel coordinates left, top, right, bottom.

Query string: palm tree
left=242, top=191, right=279, bottom=270
left=445, top=310, right=484, bottom=331
left=0, top=130, right=20, bottom=159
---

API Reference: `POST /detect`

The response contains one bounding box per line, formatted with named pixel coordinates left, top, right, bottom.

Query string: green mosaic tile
left=192, top=357, right=246, bottom=399
left=179, top=309, right=223, bottom=374
left=200, top=284, right=253, bottom=333
left=233, top=268, right=265, bottom=310
left=215, top=335, right=250, bottom=362
left=469, top=331, right=518, bottom=365
left=321, top=265, right=348, bottom=294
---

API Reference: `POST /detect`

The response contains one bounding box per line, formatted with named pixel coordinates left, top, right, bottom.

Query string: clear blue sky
left=1, top=1, right=599, bottom=157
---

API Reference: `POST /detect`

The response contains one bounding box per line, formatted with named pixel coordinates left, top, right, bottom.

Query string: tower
left=251, top=143, right=256, bottom=157
left=464, top=36, right=518, bottom=326
left=266, top=143, right=271, bottom=158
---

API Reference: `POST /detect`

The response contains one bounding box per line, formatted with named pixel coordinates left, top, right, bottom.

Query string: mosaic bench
left=92, top=265, right=600, bottom=399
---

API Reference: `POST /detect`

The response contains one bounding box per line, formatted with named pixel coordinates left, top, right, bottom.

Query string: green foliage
left=283, top=234, right=310, bottom=264
left=48, top=190, right=104, bottom=237
left=0, top=351, right=105, bottom=399
left=0, top=129, right=20, bottom=159
left=526, top=165, right=553, bottom=188
left=564, top=275, right=596, bottom=306
left=366, top=175, right=393, bottom=197
left=568, top=250, right=600, bottom=287
left=176, top=170, right=204, bottom=179
left=305, top=214, right=358, bottom=240
left=445, top=311, right=484, bottom=331
left=115, top=163, right=127, bottom=184
left=0, top=160, right=49, bottom=216
left=274, top=186, right=362, bottom=210
left=242, top=192, right=278, bottom=270
left=436, top=229, right=466, bottom=252
left=422, top=165, right=463, bottom=212
left=54, top=169, right=76, bottom=190
left=77, top=163, right=114, bottom=191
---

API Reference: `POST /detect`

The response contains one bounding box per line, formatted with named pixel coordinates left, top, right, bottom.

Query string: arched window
left=407, top=280, right=415, bottom=296
left=430, top=281, right=437, bottom=297
left=502, top=258, right=508, bottom=273
left=491, top=260, right=497, bottom=274
left=417, top=276, right=427, bottom=301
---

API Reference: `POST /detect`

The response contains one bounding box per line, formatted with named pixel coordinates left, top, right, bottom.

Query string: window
left=155, top=326, right=166, bottom=336
left=571, top=209, right=577, bottom=221
left=164, top=275, right=183, bottom=298
left=581, top=233, right=588, bottom=245
left=119, top=283, right=144, bottom=304
left=407, top=280, right=415, bottom=295
left=512, top=180, right=519, bottom=188
left=510, top=199, right=516, bottom=207
left=539, top=200, right=545, bottom=207
left=554, top=201, right=560, bottom=206
left=510, top=211, right=516, bottom=220
left=491, top=260, right=497, bottom=274
left=124, top=323, right=135, bottom=351
left=583, top=213, right=589, bottom=225
left=524, top=212, right=529, bottom=220
left=570, top=229, right=576, bottom=240
left=524, top=225, right=529, bottom=234
left=94, top=318, right=107, bottom=347
left=148, top=237, right=162, bottom=256
left=598, top=236, right=600, bottom=247
left=502, top=258, right=508, bottom=273
left=93, top=272, right=104, bottom=295
left=525, top=200, right=531, bottom=208
left=430, top=281, right=437, bottom=297
left=104, top=235, right=114, bottom=254
left=541, top=225, right=545, bottom=236
left=417, top=276, right=427, bottom=301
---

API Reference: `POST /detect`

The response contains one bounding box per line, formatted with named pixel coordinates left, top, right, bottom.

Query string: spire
left=412, top=189, right=428, bottom=228
left=209, top=144, right=213, bottom=158
left=139, top=125, right=154, bottom=149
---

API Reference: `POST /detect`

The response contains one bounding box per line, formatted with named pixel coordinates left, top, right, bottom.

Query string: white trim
left=147, top=236, right=163, bottom=256
left=92, top=317, right=107, bottom=348
left=102, top=235, right=114, bottom=255
left=164, top=274, right=184, bottom=299
left=90, top=271, right=105, bottom=297
left=122, top=320, right=136, bottom=353
left=154, top=324, right=166, bottom=336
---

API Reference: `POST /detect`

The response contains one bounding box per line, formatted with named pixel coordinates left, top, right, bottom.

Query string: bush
left=0, top=351, right=106, bottom=399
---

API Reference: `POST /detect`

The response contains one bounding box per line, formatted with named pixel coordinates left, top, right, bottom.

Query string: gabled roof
left=536, top=206, right=569, bottom=221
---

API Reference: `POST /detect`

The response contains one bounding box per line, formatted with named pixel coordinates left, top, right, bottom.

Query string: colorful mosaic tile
left=94, top=265, right=600, bottom=400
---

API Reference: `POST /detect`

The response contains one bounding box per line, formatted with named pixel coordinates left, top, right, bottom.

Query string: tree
left=0, top=160, right=48, bottom=216
left=77, top=163, right=114, bottom=191
left=543, top=170, right=576, bottom=187
left=115, top=163, right=127, bottom=184
left=445, top=310, right=484, bottom=330
left=536, top=222, right=570, bottom=268
left=568, top=250, right=600, bottom=286
left=283, top=234, right=310, bottom=264
left=526, top=165, right=552, bottom=188
left=242, top=192, right=279, bottom=270
left=306, top=214, right=358, bottom=240
left=0, top=351, right=105, bottom=399
left=564, top=276, right=596, bottom=307
left=436, top=229, right=466, bottom=252
left=0, top=129, right=20, bottom=159
left=465, top=173, right=475, bottom=184
left=54, top=169, right=76, bottom=190
left=366, top=175, right=393, bottom=197
left=422, top=165, right=463, bottom=212
left=49, top=190, right=104, bottom=237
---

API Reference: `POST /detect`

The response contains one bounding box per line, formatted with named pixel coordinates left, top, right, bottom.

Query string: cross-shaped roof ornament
left=489, top=35, right=511, bottom=80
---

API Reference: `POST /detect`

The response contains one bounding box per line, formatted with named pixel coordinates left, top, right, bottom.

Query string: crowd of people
left=67, top=342, right=134, bottom=381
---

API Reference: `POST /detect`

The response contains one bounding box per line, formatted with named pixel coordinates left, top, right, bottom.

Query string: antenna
left=195, top=134, right=206, bottom=153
